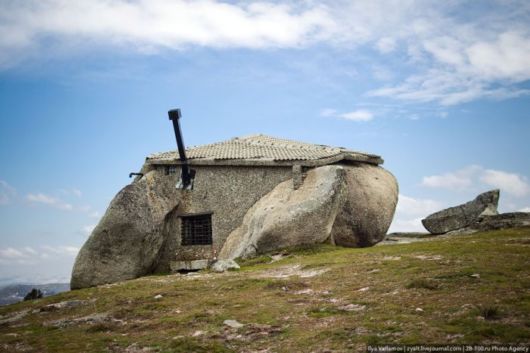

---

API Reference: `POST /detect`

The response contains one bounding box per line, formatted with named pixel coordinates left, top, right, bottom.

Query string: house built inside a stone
left=71, top=110, right=398, bottom=289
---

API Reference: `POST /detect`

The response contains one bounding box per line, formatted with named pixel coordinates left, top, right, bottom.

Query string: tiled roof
left=147, top=134, right=381, bottom=164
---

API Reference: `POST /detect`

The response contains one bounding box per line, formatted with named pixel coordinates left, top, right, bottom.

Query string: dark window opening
left=166, top=165, right=178, bottom=175
left=181, top=213, right=212, bottom=245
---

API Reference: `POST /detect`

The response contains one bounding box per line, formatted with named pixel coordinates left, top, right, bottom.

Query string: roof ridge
left=147, top=134, right=381, bottom=164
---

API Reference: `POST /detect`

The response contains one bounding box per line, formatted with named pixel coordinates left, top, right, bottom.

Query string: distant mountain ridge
left=0, top=283, right=69, bottom=306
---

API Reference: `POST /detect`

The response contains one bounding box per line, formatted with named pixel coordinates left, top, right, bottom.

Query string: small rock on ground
left=224, top=319, right=244, bottom=328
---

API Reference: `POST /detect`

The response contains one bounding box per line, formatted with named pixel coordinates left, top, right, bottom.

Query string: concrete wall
left=154, top=164, right=292, bottom=271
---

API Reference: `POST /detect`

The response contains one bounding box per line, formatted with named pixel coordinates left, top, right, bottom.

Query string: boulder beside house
left=421, top=189, right=530, bottom=236
left=71, top=110, right=398, bottom=289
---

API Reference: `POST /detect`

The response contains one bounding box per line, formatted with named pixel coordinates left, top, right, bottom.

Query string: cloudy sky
left=1, top=0, right=529, bottom=285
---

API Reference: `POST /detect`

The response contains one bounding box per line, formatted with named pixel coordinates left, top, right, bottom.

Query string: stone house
left=71, top=110, right=398, bottom=289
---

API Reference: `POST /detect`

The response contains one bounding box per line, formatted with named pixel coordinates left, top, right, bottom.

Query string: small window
left=181, top=213, right=212, bottom=245
left=166, top=166, right=178, bottom=175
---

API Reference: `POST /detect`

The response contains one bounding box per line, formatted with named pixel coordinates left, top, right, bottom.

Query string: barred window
left=166, top=165, right=178, bottom=175
left=181, top=213, right=212, bottom=246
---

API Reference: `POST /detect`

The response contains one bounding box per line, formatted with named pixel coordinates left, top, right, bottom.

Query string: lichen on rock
left=70, top=171, right=180, bottom=289
left=421, top=189, right=500, bottom=234
left=218, top=164, right=398, bottom=261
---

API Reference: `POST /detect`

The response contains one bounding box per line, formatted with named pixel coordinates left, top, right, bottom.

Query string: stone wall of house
left=153, top=164, right=293, bottom=272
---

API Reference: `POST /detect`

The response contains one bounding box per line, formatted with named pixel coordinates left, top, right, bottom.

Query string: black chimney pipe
left=168, top=109, right=193, bottom=189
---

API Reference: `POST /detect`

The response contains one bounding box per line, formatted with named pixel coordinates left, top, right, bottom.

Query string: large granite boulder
left=330, top=164, right=399, bottom=247
left=70, top=171, right=179, bottom=289
left=218, top=164, right=398, bottom=260
left=421, top=189, right=499, bottom=234
left=447, top=212, right=530, bottom=234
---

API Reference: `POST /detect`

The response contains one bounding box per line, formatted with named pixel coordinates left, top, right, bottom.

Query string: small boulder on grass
left=23, top=288, right=43, bottom=301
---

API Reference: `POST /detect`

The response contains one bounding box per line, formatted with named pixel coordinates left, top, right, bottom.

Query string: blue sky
left=1, top=0, right=529, bottom=285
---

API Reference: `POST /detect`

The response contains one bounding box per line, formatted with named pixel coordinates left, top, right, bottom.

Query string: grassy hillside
left=1, top=228, right=529, bottom=352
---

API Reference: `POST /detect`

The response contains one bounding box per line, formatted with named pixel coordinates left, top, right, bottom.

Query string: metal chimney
left=168, top=109, right=194, bottom=189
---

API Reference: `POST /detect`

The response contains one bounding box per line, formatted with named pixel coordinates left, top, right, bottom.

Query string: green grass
left=1, top=227, right=529, bottom=352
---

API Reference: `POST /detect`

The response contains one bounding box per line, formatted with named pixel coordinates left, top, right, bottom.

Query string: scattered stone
left=415, top=308, right=424, bottom=312
left=40, top=300, right=88, bottom=312
left=23, top=288, right=43, bottom=301
left=153, top=294, right=163, bottom=299
left=224, top=319, right=244, bottom=329
left=339, top=304, right=366, bottom=312
left=254, top=264, right=329, bottom=279
left=357, top=287, right=370, bottom=292
left=215, top=323, right=283, bottom=343
left=191, top=330, right=204, bottom=337
left=294, top=288, right=314, bottom=295
left=415, top=255, right=443, bottom=261
left=211, top=259, right=240, bottom=272
left=45, top=313, right=112, bottom=328
left=0, top=310, right=29, bottom=326
left=470, top=273, right=481, bottom=279
left=270, top=254, right=287, bottom=262
left=422, top=189, right=499, bottom=234
left=382, top=256, right=401, bottom=261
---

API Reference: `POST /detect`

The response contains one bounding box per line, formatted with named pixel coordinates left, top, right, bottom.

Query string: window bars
left=181, top=213, right=213, bottom=245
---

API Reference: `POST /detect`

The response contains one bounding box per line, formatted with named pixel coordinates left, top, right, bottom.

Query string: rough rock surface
left=330, top=164, right=399, bottom=247
left=218, top=164, right=398, bottom=260
left=422, top=189, right=499, bottom=234
left=446, top=212, right=530, bottom=235
left=211, top=259, right=241, bottom=272
left=71, top=171, right=180, bottom=289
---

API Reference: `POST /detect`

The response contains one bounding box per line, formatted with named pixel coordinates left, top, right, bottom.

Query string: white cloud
left=0, top=247, right=26, bottom=259
left=0, top=180, right=16, bottom=205
left=339, top=110, right=374, bottom=122
left=71, top=188, right=82, bottom=197
left=422, top=165, right=480, bottom=190
left=0, top=245, right=79, bottom=285
left=59, top=188, right=82, bottom=197
left=519, top=207, right=530, bottom=212
left=321, top=108, right=374, bottom=122
left=26, top=193, right=73, bottom=211
left=396, top=194, right=441, bottom=217
left=0, top=245, right=78, bottom=262
left=388, top=194, right=441, bottom=233
left=0, top=0, right=335, bottom=68
left=388, top=217, right=426, bottom=233
left=0, top=1, right=529, bottom=106
left=368, top=30, right=530, bottom=105
left=375, top=37, right=396, bottom=54
left=480, top=169, right=530, bottom=197
left=372, top=65, right=394, bottom=81
left=467, top=32, right=530, bottom=82
left=320, top=108, right=337, bottom=117
left=422, top=165, right=530, bottom=197
left=23, top=247, right=37, bottom=255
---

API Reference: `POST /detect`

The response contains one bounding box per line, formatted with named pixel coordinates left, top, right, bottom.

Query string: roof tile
left=147, top=134, right=378, bottom=163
